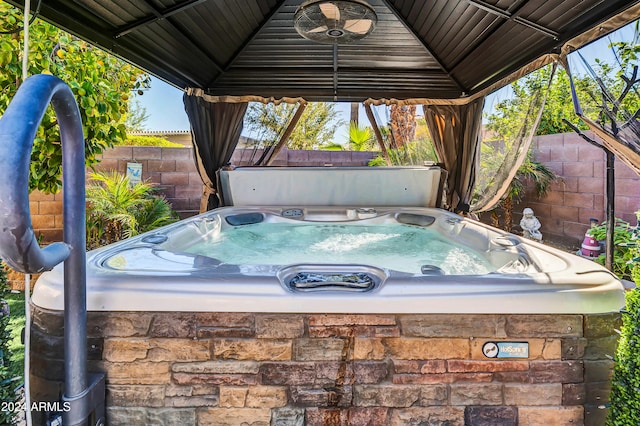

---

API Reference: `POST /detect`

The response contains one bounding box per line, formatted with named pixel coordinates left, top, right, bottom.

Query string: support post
left=605, top=151, right=615, bottom=271
left=262, top=101, right=307, bottom=166
left=363, top=103, right=392, bottom=166
left=563, top=118, right=615, bottom=271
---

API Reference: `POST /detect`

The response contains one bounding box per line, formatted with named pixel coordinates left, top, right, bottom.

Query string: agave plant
left=86, top=171, right=177, bottom=248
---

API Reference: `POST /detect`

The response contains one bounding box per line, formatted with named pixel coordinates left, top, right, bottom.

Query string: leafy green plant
left=348, top=122, right=376, bottom=151
left=86, top=172, right=178, bottom=248
left=5, top=291, right=24, bottom=385
left=0, top=263, right=17, bottom=426
left=608, top=288, right=640, bottom=425
left=0, top=3, right=149, bottom=193
left=244, top=102, right=344, bottom=150
left=589, top=217, right=637, bottom=281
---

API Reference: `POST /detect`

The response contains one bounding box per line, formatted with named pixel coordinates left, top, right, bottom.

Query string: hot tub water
left=184, top=222, right=494, bottom=275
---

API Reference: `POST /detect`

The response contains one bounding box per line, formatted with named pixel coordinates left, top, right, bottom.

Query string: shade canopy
left=8, top=0, right=639, bottom=101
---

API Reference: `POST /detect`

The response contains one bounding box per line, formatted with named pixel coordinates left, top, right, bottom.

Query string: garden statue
left=580, top=217, right=602, bottom=258
left=520, top=207, right=542, bottom=242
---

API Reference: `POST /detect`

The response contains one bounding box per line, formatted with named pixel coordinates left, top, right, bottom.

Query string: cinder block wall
left=514, top=132, right=640, bottom=247
left=28, top=147, right=377, bottom=243
left=30, top=309, right=620, bottom=426
left=26, top=132, right=640, bottom=247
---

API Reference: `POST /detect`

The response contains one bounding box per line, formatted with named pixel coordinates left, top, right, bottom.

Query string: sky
left=137, top=21, right=637, bottom=136
left=137, top=77, right=189, bottom=131
left=136, top=78, right=366, bottom=143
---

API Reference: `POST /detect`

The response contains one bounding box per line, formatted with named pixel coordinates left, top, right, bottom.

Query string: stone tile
left=447, top=360, right=529, bottom=373
left=271, top=407, right=305, bottom=426
left=389, top=407, right=465, bottom=426
left=148, top=313, right=196, bottom=338
left=107, top=407, right=195, bottom=426
left=259, top=362, right=316, bottom=385
left=106, top=385, right=165, bottom=407
left=529, top=360, right=583, bottom=384
left=213, top=339, right=292, bottom=361
left=245, top=385, right=288, bottom=408
left=172, top=373, right=257, bottom=386
left=384, top=337, right=469, bottom=359
left=256, top=315, right=305, bottom=338
left=562, top=338, right=587, bottom=360
left=99, top=361, right=171, bottom=385
left=165, top=395, right=218, bottom=407
left=198, top=408, right=271, bottom=426
left=393, top=373, right=493, bottom=385
left=400, top=315, right=506, bottom=338
left=505, top=315, right=583, bottom=337
left=518, top=406, right=583, bottom=425
left=305, top=408, right=389, bottom=426
left=504, top=383, right=562, bottom=405
left=563, top=383, right=586, bottom=405
left=584, top=313, right=622, bottom=338
left=172, top=360, right=260, bottom=374
left=465, top=406, right=517, bottom=426
left=584, top=359, right=614, bottom=383
left=103, top=338, right=210, bottom=362
left=293, top=338, right=347, bottom=361
left=218, top=386, right=248, bottom=407
left=450, top=383, right=503, bottom=405
left=353, top=338, right=385, bottom=360
left=290, top=386, right=353, bottom=407
left=353, top=385, right=421, bottom=407
left=308, top=314, right=396, bottom=327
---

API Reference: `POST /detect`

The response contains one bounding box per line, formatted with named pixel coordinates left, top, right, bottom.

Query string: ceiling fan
left=294, top=0, right=378, bottom=44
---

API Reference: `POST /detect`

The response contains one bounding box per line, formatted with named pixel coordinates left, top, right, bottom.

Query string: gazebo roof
left=7, top=0, right=640, bottom=101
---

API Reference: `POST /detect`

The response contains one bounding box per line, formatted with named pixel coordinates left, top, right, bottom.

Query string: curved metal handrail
left=0, top=75, right=82, bottom=272
left=0, top=74, right=102, bottom=425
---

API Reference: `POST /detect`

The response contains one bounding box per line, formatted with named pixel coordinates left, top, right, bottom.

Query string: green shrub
left=119, top=135, right=184, bottom=147
left=608, top=288, right=640, bottom=425
left=589, top=215, right=639, bottom=281
left=86, top=171, right=179, bottom=248
left=368, top=137, right=437, bottom=166
left=606, top=211, right=639, bottom=425
left=0, top=263, right=17, bottom=425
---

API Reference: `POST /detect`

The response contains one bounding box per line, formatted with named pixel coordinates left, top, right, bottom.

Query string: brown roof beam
left=380, top=0, right=466, bottom=94
left=466, top=0, right=558, bottom=39
left=115, top=0, right=208, bottom=38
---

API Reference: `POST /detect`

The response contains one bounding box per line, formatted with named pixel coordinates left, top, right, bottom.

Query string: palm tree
left=86, top=171, right=177, bottom=247
left=348, top=121, right=376, bottom=151
left=389, top=104, right=417, bottom=148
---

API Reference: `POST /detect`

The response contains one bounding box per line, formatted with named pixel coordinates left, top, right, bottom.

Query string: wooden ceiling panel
left=7, top=0, right=637, bottom=100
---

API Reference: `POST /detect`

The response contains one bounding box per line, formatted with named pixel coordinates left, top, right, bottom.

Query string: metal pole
left=605, top=150, right=615, bottom=271
left=0, top=75, right=104, bottom=425
left=59, top=91, right=88, bottom=402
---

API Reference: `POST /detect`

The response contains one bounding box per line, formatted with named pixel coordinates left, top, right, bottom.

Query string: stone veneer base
left=30, top=307, right=620, bottom=426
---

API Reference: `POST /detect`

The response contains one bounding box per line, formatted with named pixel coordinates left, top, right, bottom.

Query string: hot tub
left=33, top=205, right=624, bottom=314
left=30, top=167, right=624, bottom=425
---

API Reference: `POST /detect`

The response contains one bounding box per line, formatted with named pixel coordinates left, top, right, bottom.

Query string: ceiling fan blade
left=308, top=25, right=329, bottom=33
left=344, top=19, right=372, bottom=34
left=319, top=2, right=341, bottom=21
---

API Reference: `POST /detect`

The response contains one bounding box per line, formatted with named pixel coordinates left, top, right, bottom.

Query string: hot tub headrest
left=218, top=166, right=445, bottom=207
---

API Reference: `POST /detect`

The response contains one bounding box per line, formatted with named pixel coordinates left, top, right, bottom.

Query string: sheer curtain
left=423, top=97, right=484, bottom=212
left=183, top=94, right=248, bottom=212
left=471, top=63, right=557, bottom=213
